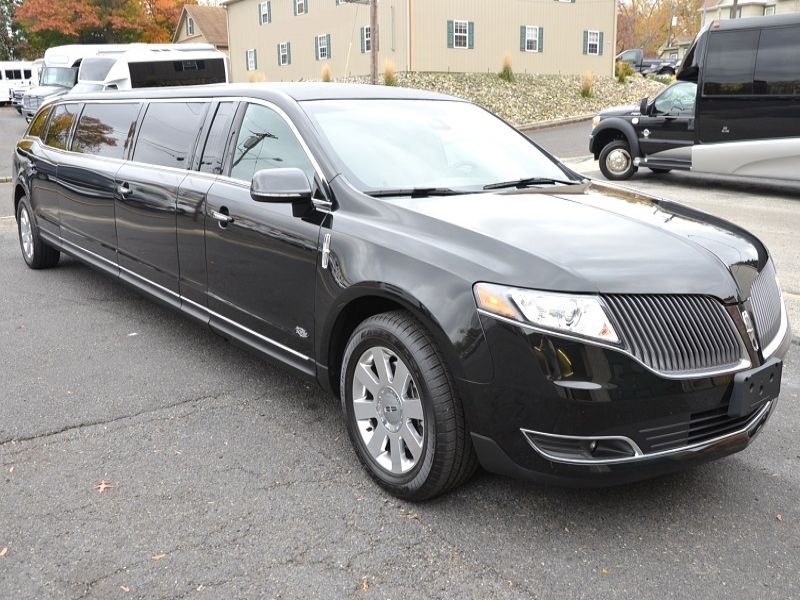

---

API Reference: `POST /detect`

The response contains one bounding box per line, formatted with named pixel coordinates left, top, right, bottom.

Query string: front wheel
left=340, top=310, right=477, bottom=501
left=17, top=198, right=60, bottom=269
left=599, top=140, right=638, bottom=181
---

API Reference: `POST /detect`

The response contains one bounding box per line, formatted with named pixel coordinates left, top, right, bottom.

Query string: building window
left=279, top=42, right=290, bottom=66
left=361, top=26, right=371, bottom=53
left=454, top=20, right=468, bottom=49
left=316, top=34, right=330, bottom=60
left=586, top=30, right=601, bottom=55
left=246, top=48, right=257, bottom=71
left=763, top=5, right=775, bottom=15
left=260, top=1, right=271, bottom=24
left=295, top=0, right=306, bottom=15
left=524, top=26, right=539, bottom=52
left=336, top=0, right=345, bottom=4
left=187, top=17, right=195, bottom=36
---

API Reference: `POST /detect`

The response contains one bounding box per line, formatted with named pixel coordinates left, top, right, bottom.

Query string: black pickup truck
left=616, top=49, right=678, bottom=76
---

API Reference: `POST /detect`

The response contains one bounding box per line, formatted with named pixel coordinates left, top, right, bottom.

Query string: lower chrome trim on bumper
left=521, top=399, right=772, bottom=466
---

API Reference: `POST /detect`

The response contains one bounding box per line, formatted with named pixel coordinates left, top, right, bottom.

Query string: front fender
left=590, top=118, right=641, bottom=158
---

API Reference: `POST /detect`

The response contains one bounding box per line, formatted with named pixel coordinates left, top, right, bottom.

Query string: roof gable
left=173, top=5, right=228, bottom=47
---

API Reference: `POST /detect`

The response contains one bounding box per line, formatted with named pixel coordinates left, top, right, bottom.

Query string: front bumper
left=460, top=312, right=791, bottom=487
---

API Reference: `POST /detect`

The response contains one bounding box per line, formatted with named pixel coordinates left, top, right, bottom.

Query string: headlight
left=474, top=282, right=620, bottom=344
left=592, top=116, right=601, bottom=129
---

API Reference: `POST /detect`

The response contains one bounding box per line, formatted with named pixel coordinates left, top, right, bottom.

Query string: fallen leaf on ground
left=360, top=578, right=369, bottom=591
left=120, top=585, right=130, bottom=592
left=601, top=567, right=609, bottom=574
left=197, top=585, right=205, bottom=591
left=9, top=467, right=13, bottom=474
left=0, top=547, right=7, bottom=557
left=151, top=553, right=166, bottom=560
left=776, top=514, right=783, bottom=523
left=508, top=580, right=513, bottom=588
left=94, top=480, right=113, bottom=493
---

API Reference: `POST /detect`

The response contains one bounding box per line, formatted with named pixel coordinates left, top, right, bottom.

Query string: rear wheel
left=17, top=198, right=60, bottom=269
left=599, top=140, right=637, bottom=180
left=340, top=310, right=477, bottom=500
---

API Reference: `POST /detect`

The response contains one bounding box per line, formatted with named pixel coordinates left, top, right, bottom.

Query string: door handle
left=211, top=210, right=234, bottom=225
left=117, top=182, right=132, bottom=198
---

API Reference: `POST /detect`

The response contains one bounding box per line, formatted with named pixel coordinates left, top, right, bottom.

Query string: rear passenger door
left=115, top=101, right=208, bottom=302
left=203, top=101, right=322, bottom=370
left=58, top=101, right=141, bottom=267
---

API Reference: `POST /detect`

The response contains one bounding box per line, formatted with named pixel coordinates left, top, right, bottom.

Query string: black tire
left=599, top=139, right=637, bottom=181
left=648, top=168, right=671, bottom=174
left=340, top=310, right=477, bottom=501
left=17, top=197, right=60, bottom=269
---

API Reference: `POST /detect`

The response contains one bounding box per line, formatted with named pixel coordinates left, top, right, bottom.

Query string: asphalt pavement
left=2, top=107, right=800, bottom=598
left=525, top=119, right=594, bottom=161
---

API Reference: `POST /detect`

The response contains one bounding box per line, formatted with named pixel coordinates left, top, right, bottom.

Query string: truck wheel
left=599, top=140, right=637, bottom=181
left=340, top=310, right=477, bottom=501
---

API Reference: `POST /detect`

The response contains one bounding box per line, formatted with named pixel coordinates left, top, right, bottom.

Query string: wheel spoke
left=403, top=397, right=424, bottom=421
left=354, top=362, right=381, bottom=398
left=366, top=424, right=387, bottom=458
left=392, top=359, right=411, bottom=395
left=373, top=348, right=392, bottom=385
left=389, top=434, right=402, bottom=473
left=401, top=422, right=423, bottom=460
left=352, top=397, right=376, bottom=421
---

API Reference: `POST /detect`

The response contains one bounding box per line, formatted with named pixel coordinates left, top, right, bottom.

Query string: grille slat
left=750, top=262, right=781, bottom=347
left=603, top=294, right=742, bottom=375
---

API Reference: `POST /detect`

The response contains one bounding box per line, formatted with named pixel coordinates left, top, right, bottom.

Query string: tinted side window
left=71, top=103, right=140, bottom=159
left=27, top=107, right=52, bottom=139
left=199, top=102, right=236, bottom=174
left=24, top=69, right=32, bottom=78
left=702, top=30, right=759, bottom=96
left=132, top=102, right=206, bottom=169
left=754, top=26, right=800, bottom=96
left=230, top=103, right=314, bottom=183
left=44, top=104, right=80, bottom=150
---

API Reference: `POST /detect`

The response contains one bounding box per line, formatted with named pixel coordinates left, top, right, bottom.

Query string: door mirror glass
left=250, top=167, right=313, bottom=203
left=639, top=97, right=649, bottom=116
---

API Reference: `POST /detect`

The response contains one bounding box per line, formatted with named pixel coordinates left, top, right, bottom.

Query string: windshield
left=301, top=99, right=573, bottom=193
left=78, top=57, right=117, bottom=82
left=40, top=67, right=78, bottom=88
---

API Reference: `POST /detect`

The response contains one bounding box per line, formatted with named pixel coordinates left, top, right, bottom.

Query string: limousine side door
left=115, top=101, right=208, bottom=301
left=57, top=101, right=141, bottom=267
left=204, top=101, right=322, bottom=371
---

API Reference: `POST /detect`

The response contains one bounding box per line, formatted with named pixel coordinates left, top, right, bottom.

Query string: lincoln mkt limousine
left=12, top=84, right=791, bottom=500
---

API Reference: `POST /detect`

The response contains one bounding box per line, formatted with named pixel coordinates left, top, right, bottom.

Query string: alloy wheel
left=606, top=148, right=632, bottom=176
left=19, top=206, right=34, bottom=262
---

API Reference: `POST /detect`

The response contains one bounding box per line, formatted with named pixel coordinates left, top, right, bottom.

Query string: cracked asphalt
left=2, top=106, right=800, bottom=598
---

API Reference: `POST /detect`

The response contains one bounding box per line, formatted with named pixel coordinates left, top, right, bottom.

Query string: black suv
left=590, top=80, right=697, bottom=180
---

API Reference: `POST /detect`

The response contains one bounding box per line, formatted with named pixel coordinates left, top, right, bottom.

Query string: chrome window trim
left=522, top=399, right=772, bottom=466
left=54, top=233, right=312, bottom=363
left=477, top=308, right=752, bottom=380
left=44, top=96, right=331, bottom=210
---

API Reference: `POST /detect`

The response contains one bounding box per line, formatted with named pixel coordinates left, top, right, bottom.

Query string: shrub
left=615, top=60, right=634, bottom=84
left=580, top=71, right=594, bottom=98
left=648, top=73, right=675, bottom=86
left=246, top=71, right=267, bottom=83
left=383, top=59, right=397, bottom=86
left=499, top=52, right=514, bottom=83
left=321, top=64, right=332, bottom=82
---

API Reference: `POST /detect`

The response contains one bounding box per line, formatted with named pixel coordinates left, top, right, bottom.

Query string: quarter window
left=44, top=104, right=79, bottom=151
left=260, top=1, right=271, bottom=24
left=587, top=30, right=600, bottom=55
left=524, top=26, right=539, bottom=52
left=754, top=26, right=800, bottom=96
left=71, top=103, right=140, bottom=159
left=132, top=102, right=206, bottom=169
left=187, top=16, right=195, bottom=36
left=27, top=106, right=52, bottom=140
left=703, top=30, right=759, bottom=96
left=199, top=102, right=237, bottom=175
left=454, top=20, right=468, bottom=49
left=246, top=48, right=257, bottom=71
left=230, top=103, right=315, bottom=184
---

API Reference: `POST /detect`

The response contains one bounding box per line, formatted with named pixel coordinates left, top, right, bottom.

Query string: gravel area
left=340, top=72, right=667, bottom=127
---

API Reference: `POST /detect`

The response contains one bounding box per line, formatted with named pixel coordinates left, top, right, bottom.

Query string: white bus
left=1, top=61, right=37, bottom=106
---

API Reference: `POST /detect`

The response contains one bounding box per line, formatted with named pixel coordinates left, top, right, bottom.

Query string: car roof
left=711, top=12, right=800, bottom=32
left=61, top=82, right=463, bottom=104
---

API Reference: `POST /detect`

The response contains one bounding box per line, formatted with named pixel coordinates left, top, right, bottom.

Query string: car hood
left=25, top=85, right=69, bottom=98
left=598, top=104, right=638, bottom=117
left=383, top=182, right=767, bottom=303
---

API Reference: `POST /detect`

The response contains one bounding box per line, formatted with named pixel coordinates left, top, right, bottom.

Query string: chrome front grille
left=602, top=294, right=743, bottom=375
left=750, top=262, right=782, bottom=348
left=23, top=96, right=41, bottom=111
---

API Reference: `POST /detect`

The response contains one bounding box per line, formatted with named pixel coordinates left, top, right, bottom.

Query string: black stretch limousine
left=13, top=84, right=791, bottom=500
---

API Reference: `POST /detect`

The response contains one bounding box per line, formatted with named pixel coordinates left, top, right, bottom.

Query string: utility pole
left=370, top=0, right=379, bottom=84
left=730, top=0, right=739, bottom=18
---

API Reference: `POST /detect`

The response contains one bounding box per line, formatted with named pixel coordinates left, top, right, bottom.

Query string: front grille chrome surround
left=750, top=261, right=782, bottom=351
left=602, top=294, right=746, bottom=375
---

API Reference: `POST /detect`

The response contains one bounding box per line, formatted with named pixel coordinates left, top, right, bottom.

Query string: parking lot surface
left=2, top=106, right=800, bottom=598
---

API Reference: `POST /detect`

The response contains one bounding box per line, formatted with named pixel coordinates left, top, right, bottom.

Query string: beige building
left=659, top=35, right=693, bottom=60
left=701, top=0, right=800, bottom=24
left=223, top=0, right=616, bottom=82
left=173, top=5, right=230, bottom=53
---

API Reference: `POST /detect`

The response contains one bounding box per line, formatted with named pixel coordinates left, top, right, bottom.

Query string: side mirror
left=250, top=168, right=313, bottom=204
left=639, top=97, right=649, bottom=116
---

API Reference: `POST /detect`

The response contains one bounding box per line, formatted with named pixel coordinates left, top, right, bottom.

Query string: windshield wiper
left=483, top=176, right=583, bottom=190
left=367, top=187, right=472, bottom=198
